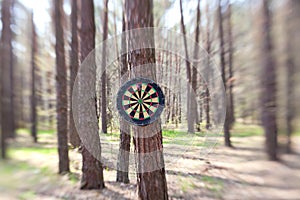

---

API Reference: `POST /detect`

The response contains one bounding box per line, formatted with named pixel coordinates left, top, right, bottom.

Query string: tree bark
left=101, top=0, right=109, bottom=134
left=1, top=0, right=15, bottom=146
left=0, top=0, right=14, bottom=159
left=226, top=2, right=235, bottom=128
left=125, top=0, right=168, bottom=199
left=31, top=11, right=38, bottom=143
left=69, top=0, right=81, bottom=147
left=284, top=0, right=295, bottom=154
left=218, top=0, right=232, bottom=147
left=54, top=0, right=70, bottom=173
left=260, top=0, right=278, bottom=161
left=79, top=0, right=105, bottom=189
left=179, top=0, right=194, bottom=134
left=117, top=11, right=130, bottom=184
left=205, top=1, right=211, bottom=129
left=192, top=0, right=201, bottom=132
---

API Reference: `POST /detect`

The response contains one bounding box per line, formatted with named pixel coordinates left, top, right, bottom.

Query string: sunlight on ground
left=0, top=125, right=299, bottom=199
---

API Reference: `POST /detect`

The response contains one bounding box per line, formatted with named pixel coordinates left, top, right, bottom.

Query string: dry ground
left=0, top=131, right=299, bottom=200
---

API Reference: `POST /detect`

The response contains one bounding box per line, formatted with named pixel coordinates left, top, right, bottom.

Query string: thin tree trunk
left=31, top=12, right=38, bottom=143
left=1, top=0, right=15, bottom=143
left=101, top=0, right=109, bottom=134
left=9, top=0, right=15, bottom=139
left=54, top=0, right=70, bottom=174
left=0, top=0, right=14, bottom=159
left=125, top=0, right=168, bottom=198
left=218, top=0, right=232, bottom=147
left=116, top=11, right=130, bottom=184
left=69, top=0, right=81, bottom=147
left=205, top=1, right=211, bottom=129
left=260, top=0, right=278, bottom=161
left=192, top=0, right=201, bottom=132
left=79, top=0, right=105, bottom=189
left=227, top=2, right=235, bottom=128
left=284, top=0, right=295, bottom=154
left=179, top=0, right=194, bottom=134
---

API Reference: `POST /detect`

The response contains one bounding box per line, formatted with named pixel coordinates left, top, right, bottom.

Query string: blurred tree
left=1, top=0, right=14, bottom=159
left=125, top=0, right=168, bottom=198
left=284, top=0, right=296, bottom=154
left=218, top=0, right=232, bottom=147
left=68, top=0, right=81, bottom=147
left=179, top=0, right=194, bottom=134
left=260, top=0, right=278, bottom=161
left=192, top=0, right=201, bottom=132
left=79, top=0, right=105, bottom=189
left=205, top=0, right=211, bottom=129
left=54, top=0, right=70, bottom=173
left=226, top=1, right=235, bottom=128
left=101, top=0, right=108, bottom=134
left=116, top=10, right=130, bottom=184
left=1, top=0, right=15, bottom=140
left=30, top=11, right=38, bottom=143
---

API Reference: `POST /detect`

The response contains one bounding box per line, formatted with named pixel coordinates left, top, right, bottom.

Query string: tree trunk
left=54, top=0, right=70, bottom=174
left=79, top=0, right=105, bottom=189
left=226, top=2, right=235, bottom=128
left=101, top=0, right=109, bottom=134
left=1, top=0, right=15, bottom=145
left=284, top=0, right=295, bottom=154
left=31, top=11, right=38, bottom=143
left=179, top=0, right=194, bottom=134
left=192, top=0, right=201, bottom=132
left=260, top=0, right=278, bottom=161
left=125, top=0, right=168, bottom=199
left=9, top=0, right=15, bottom=139
left=116, top=11, right=130, bottom=184
left=205, top=1, right=211, bottom=129
left=1, top=0, right=13, bottom=159
left=69, top=0, right=81, bottom=147
left=218, top=0, right=232, bottom=147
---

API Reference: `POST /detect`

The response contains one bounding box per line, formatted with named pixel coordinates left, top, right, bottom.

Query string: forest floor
left=0, top=125, right=300, bottom=200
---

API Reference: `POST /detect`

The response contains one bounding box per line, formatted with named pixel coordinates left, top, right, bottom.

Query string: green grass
left=0, top=159, right=53, bottom=189
left=0, top=160, right=32, bottom=174
left=201, top=175, right=224, bottom=196
left=16, top=128, right=55, bottom=135
left=68, top=172, right=80, bottom=184
left=179, top=177, right=197, bottom=192
left=18, top=190, right=36, bottom=200
left=231, top=123, right=263, bottom=137
left=104, top=130, right=218, bottom=147
left=163, top=130, right=206, bottom=137
left=8, top=146, right=57, bottom=158
left=295, top=130, right=300, bottom=136
left=39, top=129, right=56, bottom=135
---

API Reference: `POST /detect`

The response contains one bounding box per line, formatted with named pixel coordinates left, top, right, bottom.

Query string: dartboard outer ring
left=116, top=77, right=165, bottom=126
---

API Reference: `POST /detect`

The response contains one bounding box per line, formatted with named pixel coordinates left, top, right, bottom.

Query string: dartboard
left=116, top=78, right=165, bottom=126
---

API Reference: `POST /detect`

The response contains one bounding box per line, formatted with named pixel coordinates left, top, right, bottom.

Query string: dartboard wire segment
left=117, top=78, right=165, bottom=126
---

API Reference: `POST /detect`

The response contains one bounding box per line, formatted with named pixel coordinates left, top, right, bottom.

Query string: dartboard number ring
left=116, top=78, right=165, bottom=126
